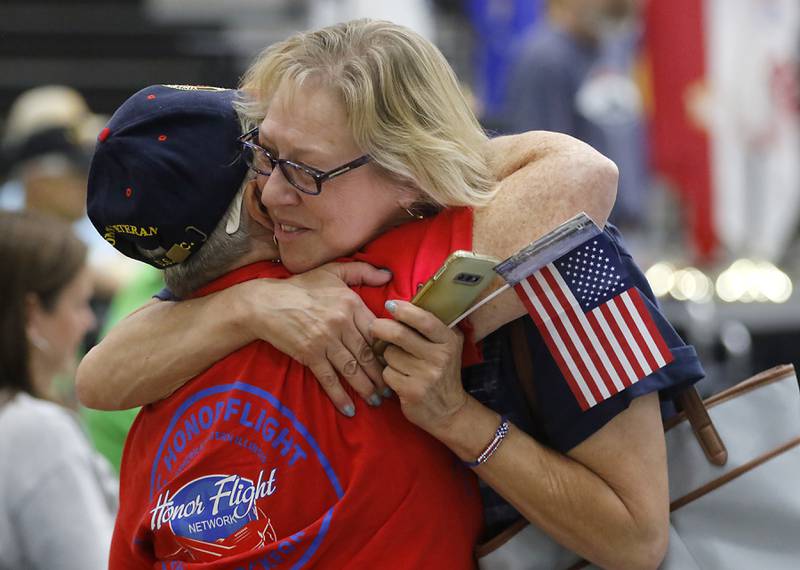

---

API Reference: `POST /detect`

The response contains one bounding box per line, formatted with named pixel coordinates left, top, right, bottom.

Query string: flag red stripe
left=541, top=266, right=618, bottom=397
left=629, top=288, right=674, bottom=365
left=525, top=276, right=598, bottom=408
left=599, top=302, right=646, bottom=379
left=617, top=292, right=659, bottom=372
left=528, top=274, right=605, bottom=406
left=586, top=309, right=632, bottom=388
left=513, top=281, right=591, bottom=410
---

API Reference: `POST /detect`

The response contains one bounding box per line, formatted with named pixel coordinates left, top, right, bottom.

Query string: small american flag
left=513, top=232, right=673, bottom=410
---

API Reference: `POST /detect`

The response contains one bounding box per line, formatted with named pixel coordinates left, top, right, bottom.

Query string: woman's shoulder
left=0, top=393, right=92, bottom=470
left=1, top=392, right=81, bottom=432
left=352, top=207, right=475, bottom=302
left=0, top=393, right=117, bottom=556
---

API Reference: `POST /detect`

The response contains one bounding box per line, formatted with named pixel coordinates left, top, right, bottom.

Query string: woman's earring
left=27, top=328, right=51, bottom=353
left=404, top=207, right=425, bottom=220
left=271, top=234, right=281, bottom=264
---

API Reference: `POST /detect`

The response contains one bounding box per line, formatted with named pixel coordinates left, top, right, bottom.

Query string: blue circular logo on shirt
left=148, top=382, right=343, bottom=567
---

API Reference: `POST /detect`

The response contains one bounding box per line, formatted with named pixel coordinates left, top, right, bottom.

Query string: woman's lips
left=274, top=222, right=310, bottom=241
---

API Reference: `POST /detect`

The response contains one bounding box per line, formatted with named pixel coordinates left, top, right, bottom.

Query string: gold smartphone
left=373, top=250, right=500, bottom=361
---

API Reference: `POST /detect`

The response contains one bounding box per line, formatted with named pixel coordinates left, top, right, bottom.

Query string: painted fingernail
left=382, top=387, right=394, bottom=398
left=368, top=394, right=382, bottom=407
left=379, top=268, right=392, bottom=274
left=385, top=300, right=398, bottom=313
left=342, top=404, right=356, bottom=417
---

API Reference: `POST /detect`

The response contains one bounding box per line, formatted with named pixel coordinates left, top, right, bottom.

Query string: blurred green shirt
left=81, top=265, right=163, bottom=473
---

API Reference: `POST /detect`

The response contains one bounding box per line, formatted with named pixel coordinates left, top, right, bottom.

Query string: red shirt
left=111, top=208, right=484, bottom=569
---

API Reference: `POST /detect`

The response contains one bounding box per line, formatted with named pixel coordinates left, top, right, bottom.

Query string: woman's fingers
left=351, top=305, right=389, bottom=391
left=375, top=317, right=467, bottom=436
left=370, top=318, right=430, bottom=363
left=319, top=261, right=392, bottom=288
left=370, top=301, right=456, bottom=362
left=321, top=339, right=384, bottom=408
left=385, top=300, right=453, bottom=344
left=307, top=338, right=387, bottom=416
left=340, top=323, right=390, bottom=398
left=270, top=266, right=393, bottom=412
left=306, top=357, right=356, bottom=417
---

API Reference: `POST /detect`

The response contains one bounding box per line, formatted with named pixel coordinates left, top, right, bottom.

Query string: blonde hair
left=237, top=19, right=496, bottom=209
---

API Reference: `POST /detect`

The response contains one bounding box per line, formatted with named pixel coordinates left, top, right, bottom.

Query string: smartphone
left=373, top=250, right=499, bottom=361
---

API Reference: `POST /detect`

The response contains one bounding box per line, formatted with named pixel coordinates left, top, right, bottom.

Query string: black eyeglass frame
left=238, top=128, right=372, bottom=195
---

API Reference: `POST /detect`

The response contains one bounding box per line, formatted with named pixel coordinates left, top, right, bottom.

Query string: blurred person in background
left=503, top=0, right=649, bottom=232
left=0, top=85, right=136, bottom=298
left=1, top=85, right=151, bottom=470
left=80, top=265, right=163, bottom=473
left=0, top=210, right=118, bottom=570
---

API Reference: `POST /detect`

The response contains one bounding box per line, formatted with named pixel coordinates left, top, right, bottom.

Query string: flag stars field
left=511, top=232, right=674, bottom=410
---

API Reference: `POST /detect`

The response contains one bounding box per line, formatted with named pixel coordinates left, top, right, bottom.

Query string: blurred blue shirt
left=503, top=21, right=650, bottom=227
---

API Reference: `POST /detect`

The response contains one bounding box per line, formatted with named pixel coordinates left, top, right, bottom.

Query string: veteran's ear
left=243, top=179, right=274, bottom=232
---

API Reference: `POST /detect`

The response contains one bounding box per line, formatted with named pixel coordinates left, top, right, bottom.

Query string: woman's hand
left=243, top=262, right=393, bottom=415
left=370, top=300, right=468, bottom=436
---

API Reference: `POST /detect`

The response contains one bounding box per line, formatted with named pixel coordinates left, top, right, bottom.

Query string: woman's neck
left=27, top=354, right=57, bottom=400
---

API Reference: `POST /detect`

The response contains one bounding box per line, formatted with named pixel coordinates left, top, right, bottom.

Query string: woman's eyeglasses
left=238, top=128, right=371, bottom=196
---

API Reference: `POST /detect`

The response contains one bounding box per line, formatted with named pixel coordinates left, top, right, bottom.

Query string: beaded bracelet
left=464, top=415, right=510, bottom=468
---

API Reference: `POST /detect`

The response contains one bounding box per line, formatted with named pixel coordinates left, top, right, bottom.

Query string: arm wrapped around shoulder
left=476, top=131, right=618, bottom=262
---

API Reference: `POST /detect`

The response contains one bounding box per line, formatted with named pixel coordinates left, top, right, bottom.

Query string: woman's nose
left=259, top=167, right=301, bottom=209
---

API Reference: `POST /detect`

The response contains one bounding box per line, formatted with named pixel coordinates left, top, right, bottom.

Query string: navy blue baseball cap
left=87, top=84, right=248, bottom=268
